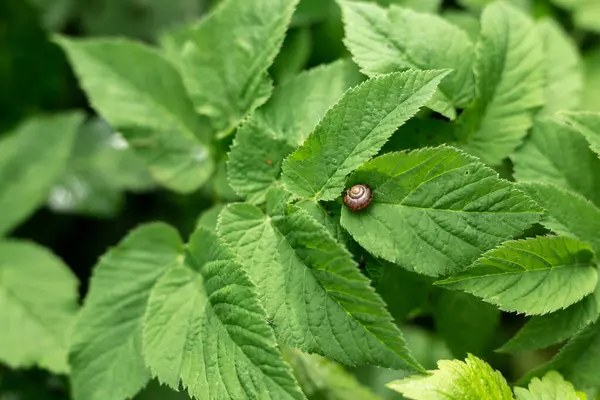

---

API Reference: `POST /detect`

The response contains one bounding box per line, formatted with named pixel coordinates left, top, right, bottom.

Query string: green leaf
left=282, top=69, right=449, bottom=201
left=456, top=1, right=545, bottom=165
left=340, top=146, right=543, bottom=277
left=537, top=19, right=582, bottom=115
left=509, top=296, right=600, bottom=349
left=582, top=48, right=600, bottom=112
left=339, top=1, right=475, bottom=118
left=443, top=11, right=480, bottom=41
left=55, top=37, right=213, bottom=193
left=387, top=6, right=476, bottom=108
left=69, top=223, right=182, bottom=400
left=217, top=203, right=423, bottom=372
left=437, top=236, right=598, bottom=315
left=179, top=0, right=299, bottom=137
left=514, top=371, right=584, bottom=400
left=517, top=182, right=600, bottom=255
left=195, top=203, right=226, bottom=232
left=135, top=380, right=192, bottom=400
left=228, top=60, right=362, bottom=204
left=295, top=199, right=350, bottom=247
left=383, top=0, right=442, bottom=13
left=387, top=354, right=514, bottom=400
left=0, top=112, right=83, bottom=236
left=0, top=240, right=79, bottom=374
left=522, top=320, right=600, bottom=390
left=48, top=117, right=154, bottom=217
left=572, top=1, right=600, bottom=33
left=512, top=117, right=600, bottom=207
left=498, top=283, right=600, bottom=353
left=372, top=260, right=433, bottom=323
left=284, top=348, right=383, bottom=400
left=561, top=111, right=600, bottom=159
left=270, top=27, right=312, bottom=83
left=434, top=291, right=500, bottom=358
left=143, top=228, right=305, bottom=400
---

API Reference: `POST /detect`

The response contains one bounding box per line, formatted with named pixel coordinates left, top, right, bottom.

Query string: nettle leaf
left=195, top=203, right=226, bottom=232
left=537, top=19, right=582, bottom=115
left=143, top=228, right=305, bottom=400
left=387, top=354, right=514, bottom=400
left=284, top=348, right=383, bottom=400
left=517, top=182, right=600, bottom=255
left=512, top=117, right=600, bottom=207
left=561, top=111, right=600, bottom=158
left=498, top=283, right=600, bottom=354
left=523, top=320, right=600, bottom=390
left=514, top=371, right=585, bottom=400
left=0, top=112, right=83, bottom=236
left=0, top=241, right=79, bottom=374
left=437, top=236, right=598, bottom=316
left=339, top=1, right=475, bottom=118
left=228, top=60, right=362, bottom=204
left=433, top=291, right=500, bottom=358
left=340, top=146, right=543, bottom=277
left=56, top=37, right=213, bottom=193
left=179, top=0, right=299, bottom=137
left=295, top=199, right=349, bottom=246
left=456, top=1, right=545, bottom=165
left=217, top=203, right=423, bottom=372
left=282, top=69, right=449, bottom=201
left=69, top=223, right=182, bottom=400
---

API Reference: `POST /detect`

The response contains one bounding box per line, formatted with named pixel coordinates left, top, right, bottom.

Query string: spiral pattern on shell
left=343, top=184, right=373, bottom=211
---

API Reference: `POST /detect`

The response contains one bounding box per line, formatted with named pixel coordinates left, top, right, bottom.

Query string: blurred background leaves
left=2, top=0, right=600, bottom=398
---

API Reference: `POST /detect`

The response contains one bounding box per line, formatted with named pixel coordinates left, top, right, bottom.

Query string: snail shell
left=343, top=184, right=373, bottom=211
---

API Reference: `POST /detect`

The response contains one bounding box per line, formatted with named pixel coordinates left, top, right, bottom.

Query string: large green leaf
left=456, top=1, right=545, bottom=165
left=48, top=117, right=154, bottom=217
left=339, top=1, right=475, bottom=118
left=437, top=236, right=598, bottom=315
left=217, top=203, right=423, bottom=372
left=498, top=283, right=600, bottom=353
left=69, top=224, right=182, bottom=400
left=387, top=354, right=514, bottom=400
left=0, top=240, right=79, bottom=374
left=561, top=111, right=600, bottom=159
left=282, top=70, right=449, bottom=201
left=512, top=117, right=600, bottom=206
left=340, top=146, right=543, bottom=277
left=514, top=371, right=584, bottom=400
left=179, top=0, right=299, bottom=137
left=537, top=19, right=582, bottom=115
left=0, top=112, right=83, bottom=236
left=517, top=182, right=600, bottom=255
left=284, top=348, right=383, bottom=400
left=522, top=320, right=600, bottom=390
left=56, top=37, right=213, bottom=193
left=143, top=228, right=305, bottom=400
left=228, top=60, right=362, bottom=204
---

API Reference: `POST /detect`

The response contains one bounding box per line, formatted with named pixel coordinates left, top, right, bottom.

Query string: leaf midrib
left=267, top=214, right=420, bottom=371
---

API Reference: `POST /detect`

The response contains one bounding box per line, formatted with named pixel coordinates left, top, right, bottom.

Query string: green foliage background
left=1, top=0, right=600, bottom=399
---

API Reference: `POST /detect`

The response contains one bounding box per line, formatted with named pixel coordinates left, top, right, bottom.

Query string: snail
left=343, top=184, right=373, bottom=211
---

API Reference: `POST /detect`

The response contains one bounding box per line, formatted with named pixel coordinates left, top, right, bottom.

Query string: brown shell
left=343, top=184, right=373, bottom=211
